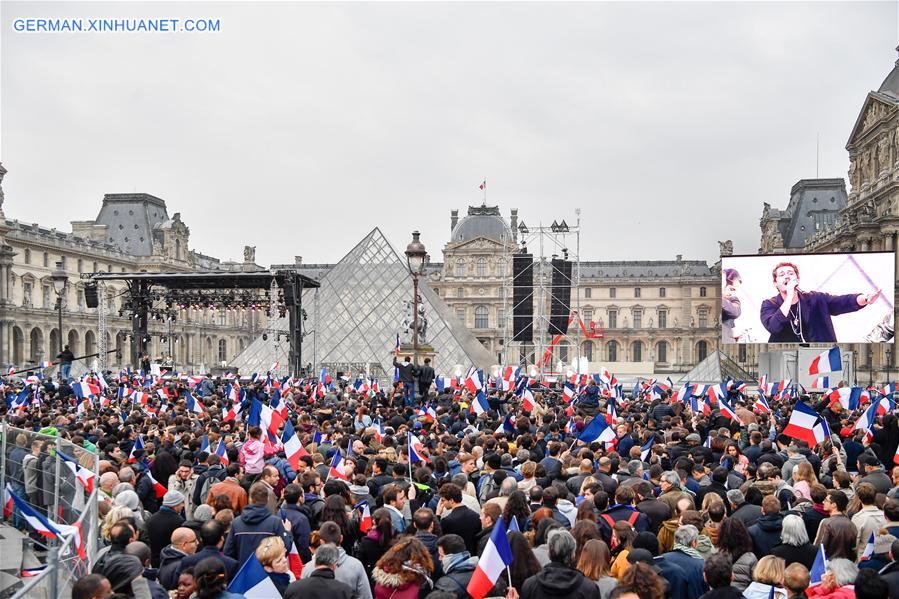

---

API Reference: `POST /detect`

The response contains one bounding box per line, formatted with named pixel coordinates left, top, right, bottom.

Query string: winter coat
left=748, top=513, right=783, bottom=557
left=280, top=503, right=312, bottom=562
left=657, top=549, right=708, bottom=599
left=178, top=546, right=238, bottom=581
left=193, top=464, right=227, bottom=507
left=879, top=561, right=899, bottom=599
left=731, top=503, right=763, bottom=528
left=372, top=565, right=431, bottom=599
left=851, top=506, right=886, bottom=558
left=145, top=507, right=185, bottom=568
left=357, top=530, right=391, bottom=576
left=434, top=552, right=506, bottom=599
left=135, top=469, right=161, bottom=513
left=657, top=518, right=679, bottom=553
left=239, top=438, right=265, bottom=475
left=167, top=474, right=197, bottom=519
left=521, top=562, right=602, bottom=599
left=770, top=542, right=817, bottom=570
left=301, top=546, right=373, bottom=599
left=22, top=453, right=40, bottom=495
left=698, top=587, right=744, bottom=599
left=805, top=586, right=856, bottom=599
left=223, top=503, right=291, bottom=567
left=441, top=505, right=482, bottom=555
left=695, top=535, right=717, bottom=560
left=742, top=583, right=788, bottom=599
left=285, top=568, right=354, bottom=599
left=729, top=551, right=758, bottom=592
left=157, top=545, right=187, bottom=590
left=815, top=514, right=858, bottom=560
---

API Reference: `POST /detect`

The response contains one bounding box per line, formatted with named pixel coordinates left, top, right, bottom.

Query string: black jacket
left=145, top=507, right=185, bottom=568
left=770, top=542, right=817, bottom=570
left=698, top=587, right=745, bottom=599
left=157, top=546, right=187, bottom=590
left=879, top=561, right=899, bottom=599
left=441, top=506, right=482, bottom=556
left=657, top=550, right=708, bottom=599
left=521, top=562, right=601, bottom=599
left=731, top=503, right=763, bottom=528
left=281, top=503, right=313, bottom=563
left=393, top=359, right=415, bottom=384
left=748, top=513, right=784, bottom=557
left=417, top=364, right=435, bottom=386
left=178, top=546, right=238, bottom=581
left=434, top=554, right=507, bottom=599
left=284, top=567, right=354, bottom=599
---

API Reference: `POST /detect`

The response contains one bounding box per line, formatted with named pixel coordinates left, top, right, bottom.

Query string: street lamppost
left=51, top=261, right=68, bottom=361
left=404, top=231, right=429, bottom=366
left=887, top=348, right=893, bottom=388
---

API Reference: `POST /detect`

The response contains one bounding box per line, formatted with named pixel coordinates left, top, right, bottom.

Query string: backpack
left=477, top=473, right=497, bottom=503
left=602, top=511, right=640, bottom=549
left=198, top=468, right=227, bottom=505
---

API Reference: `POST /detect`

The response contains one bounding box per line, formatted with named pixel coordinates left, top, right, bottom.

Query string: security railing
left=0, top=423, right=99, bottom=598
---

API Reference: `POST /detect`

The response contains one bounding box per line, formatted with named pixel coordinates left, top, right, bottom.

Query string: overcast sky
left=1, top=2, right=897, bottom=268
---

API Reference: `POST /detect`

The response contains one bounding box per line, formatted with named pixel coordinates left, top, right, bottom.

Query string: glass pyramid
left=677, top=349, right=752, bottom=385
left=230, top=228, right=494, bottom=378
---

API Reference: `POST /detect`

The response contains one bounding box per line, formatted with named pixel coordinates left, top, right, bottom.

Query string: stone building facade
left=758, top=50, right=899, bottom=379
left=0, top=165, right=265, bottom=373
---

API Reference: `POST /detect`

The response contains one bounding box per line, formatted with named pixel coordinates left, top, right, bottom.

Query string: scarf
left=673, top=542, right=703, bottom=559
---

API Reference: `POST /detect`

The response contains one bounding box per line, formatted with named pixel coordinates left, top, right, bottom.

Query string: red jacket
left=806, top=585, right=855, bottom=599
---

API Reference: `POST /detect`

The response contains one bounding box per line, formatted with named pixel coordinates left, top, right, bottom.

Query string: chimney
left=450, top=210, right=459, bottom=235
left=676, top=254, right=682, bottom=262
left=295, top=256, right=303, bottom=265
left=510, top=209, right=518, bottom=242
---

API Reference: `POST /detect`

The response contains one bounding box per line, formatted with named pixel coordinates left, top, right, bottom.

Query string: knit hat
left=686, top=433, right=701, bottom=443
left=193, top=504, right=215, bottom=522
left=114, top=489, right=140, bottom=512
left=875, top=534, right=897, bottom=554
left=162, top=490, right=186, bottom=508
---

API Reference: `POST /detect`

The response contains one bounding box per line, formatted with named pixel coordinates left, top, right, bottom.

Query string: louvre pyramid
left=677, top=349, right=752, bottom=385
left=230, top=228, right=494, bottom=378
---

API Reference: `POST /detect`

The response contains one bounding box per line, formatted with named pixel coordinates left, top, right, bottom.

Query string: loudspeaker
left=548, top=258, right=572, bottom=335
left=85, top=283, right=99, bottom=309
left=512, top=253, right=533, bottom=342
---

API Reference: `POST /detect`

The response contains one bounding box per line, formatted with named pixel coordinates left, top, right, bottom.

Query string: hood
left=533, top=563, right=587, bottom=592
left=415, top=531, right=438, bottom=549
left=756, top=514, right=783, bottom=532
left=695, top=535, right=715, bottom=555
left=349, top=484, right=370, bottom=495
left=444, top=552, right=476, bottom=574
left=742, top=582, right=786, bottom=599
left=661, top=518, right=679, bottom=533
left=240, top=504, right=273, bottom=525
left=159, top=545, right=187, bottom=564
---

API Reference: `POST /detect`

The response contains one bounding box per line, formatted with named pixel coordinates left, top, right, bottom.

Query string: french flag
left=214, top=438, right=230, bottom=467
left=640, top=437, right=654, bottom=462
left=128, top=436, right=145, bottom=463
left=810, top=376, right=830, bottom=389
left=578, top=415, right=616, bottom=445
left=562, top=383, right=577, bottom=403
left=39, top=361, right=53, bottom=369
left=372, top=419, right=385, bottom=443
left=7, top=487, right=85, bottom=560
left=783, top=401, right=830, bottom=447
left=809, top=347, right=842, bottom=375
left=495, top=413, right=515, bottom=435
left=606, top=399, right=618, bottom=424
left=3, top=484, right=12, bottom=519
left=409, top=432, right=428, bottom=463
left=753, top=393, right=771, bottom=414
left=502, top=366, right=520, bottom=391
left=435, top=376, right=455, bottom=393
left=228, top=554, right=282, bottom=598
left=356, top=500, right=373, bottom=533
left=718, top=397, right=742, bottom=424
left=673, top=385, right=691, bottom=403
left=464, top=368, right=483, bottom=395
left=223, top=400, right=243, bottom=422
left=520, top=388, right=537, bottom=412
left=287, top=541, right=302, bottom=579
left=853, top=402, right=878, bottom=436
left=328, top=452, right=349, bottom=481
left=876, top=395, right=895, bottom=416
left=312, top=431, right=329, bottom=445
left=282, top=420, right=309, bottom=471
left=471, top=391, right=489, bottom=416
left=882, top=382, right=897, bottom=398
left=706, top=384, right=726, bottom=404
left=860, top=532, right=875, bottom=561
left=809, top=545, right=828, bottom=588
left=466, top=512, right=513, bottom=599
left=828, top=386, right=864, bottom=411
left=185, top=392, right=205, bottom=415
left=58, top=451, right=95, bottom=493
left=146, top=470, right=167, bottom=498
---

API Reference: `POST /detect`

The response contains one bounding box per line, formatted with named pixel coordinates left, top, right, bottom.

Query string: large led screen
left=720, top=252, right=894, bottom=344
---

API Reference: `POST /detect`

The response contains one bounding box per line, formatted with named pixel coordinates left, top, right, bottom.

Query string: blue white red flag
left=784, top=401, right=830, bottom=447
left=229, top=553, right=282, bottom=598
left=466, top=513, right=513, bottom=599
left=809, top=347, right=842, bottom=375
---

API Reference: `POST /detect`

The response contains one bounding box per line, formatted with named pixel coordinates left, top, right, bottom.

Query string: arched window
left=218, top=339, right=227, bottom=362
left=656, top=341, right=668, bottom=363
left=29, top=328, right=44, bottom=363
left=582, top=341, right=594, bottom=362
left=632, top=341, right=643, bottom=362
left=85, top=330, right=96, bottom=356
left=476, top=258, right=487, bottom=277
left=607, top=341, right=618, bottom=362
left=559, top=345, right=569, bottom=363
left=699, top=286, right=707, bottom=297
left=474, top=306, right=489, bottom=329
left=455, top=260, right=466, bottom=277
left=23, top=249, right=30, bottom=264
left=697, top=341, right=708, bottom=362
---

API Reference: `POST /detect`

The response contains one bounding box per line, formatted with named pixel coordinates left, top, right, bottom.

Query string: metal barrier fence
left=0, top=423, right=99, bottom=598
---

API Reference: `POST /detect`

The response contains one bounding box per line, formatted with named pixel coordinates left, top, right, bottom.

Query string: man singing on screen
left=760, top=261, right=881, bottom=342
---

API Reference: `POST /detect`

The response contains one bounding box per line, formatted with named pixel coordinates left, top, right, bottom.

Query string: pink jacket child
left=239, top=434, right=265, bottom=475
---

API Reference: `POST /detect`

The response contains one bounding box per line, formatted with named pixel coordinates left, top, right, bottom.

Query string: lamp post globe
left=405, top=231, right=427, bottom=275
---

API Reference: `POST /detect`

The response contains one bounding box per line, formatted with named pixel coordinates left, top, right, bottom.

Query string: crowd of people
left=4, top=365, right=899, bottom=599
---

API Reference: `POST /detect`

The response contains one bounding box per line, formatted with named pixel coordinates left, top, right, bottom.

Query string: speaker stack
left=85, top=283, right=99, bottom=309
left=548, top=258, right=572, bottom=335
left=512, top=252, right=534, bottom=342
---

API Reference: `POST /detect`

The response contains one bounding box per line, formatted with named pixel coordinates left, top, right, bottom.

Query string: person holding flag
left=393, top=352, right=416, bottom=408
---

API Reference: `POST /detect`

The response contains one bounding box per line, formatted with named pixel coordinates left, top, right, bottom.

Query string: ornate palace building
left=759, top=49, right=899, bottom=379
left=0, top=164, right=266, bottom=374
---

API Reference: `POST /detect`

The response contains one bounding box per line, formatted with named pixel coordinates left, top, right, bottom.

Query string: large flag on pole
left=809, top=347, right=842, bottom=374
left=466, top=512, right=512, bottom=599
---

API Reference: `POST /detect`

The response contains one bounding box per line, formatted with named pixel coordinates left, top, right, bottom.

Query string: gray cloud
left=2, top=1, right=896, bottom=265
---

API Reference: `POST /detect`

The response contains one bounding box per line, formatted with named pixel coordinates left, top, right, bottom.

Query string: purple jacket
left=760, top=290, right=862, bottom=343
